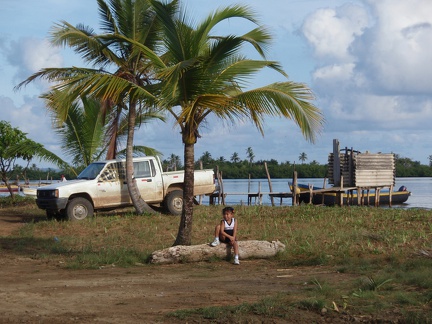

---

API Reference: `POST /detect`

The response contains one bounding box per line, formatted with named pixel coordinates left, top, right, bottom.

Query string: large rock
left=150, top=240, right=286, bottom=264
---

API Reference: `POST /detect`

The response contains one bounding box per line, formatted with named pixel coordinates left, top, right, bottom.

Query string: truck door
left=95, top=162, right=130, bottom=207
left=134, top=160, right=163, bottom=203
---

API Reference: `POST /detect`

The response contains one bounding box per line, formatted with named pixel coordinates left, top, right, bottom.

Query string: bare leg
left=233, top=241, right=239, bottom=255
left=214, top=224, right=221, bottom=238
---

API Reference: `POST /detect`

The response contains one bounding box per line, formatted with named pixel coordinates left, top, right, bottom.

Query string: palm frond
left=116, top=145, right=162, bottom=158
left=231, top=82, right=324, bottom=142
left=5, top=140, right=71, bottom=171
left=195, top=4, right=259, bottom=47
left=97, top=0, right=119, bottom=35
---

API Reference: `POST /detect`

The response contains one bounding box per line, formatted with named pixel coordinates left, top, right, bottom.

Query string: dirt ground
left=0, top=213, right=389, bottom=323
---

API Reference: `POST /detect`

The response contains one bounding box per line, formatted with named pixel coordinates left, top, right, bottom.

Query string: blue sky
left=1, top=0, right=432, bottom=168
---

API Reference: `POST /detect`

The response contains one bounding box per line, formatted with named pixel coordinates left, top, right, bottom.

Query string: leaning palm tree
left=16, top=0, right=167, bottom=214
left=151, top=1, right=324, bottom=245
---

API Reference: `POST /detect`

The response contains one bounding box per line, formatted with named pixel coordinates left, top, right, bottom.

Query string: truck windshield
left=77, top=162, right=106, bottom=180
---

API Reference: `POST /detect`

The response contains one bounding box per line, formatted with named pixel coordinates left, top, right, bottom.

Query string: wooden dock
left=209, top=191, right=293, bottom=206
left=209, top=165, right=296, bottom=206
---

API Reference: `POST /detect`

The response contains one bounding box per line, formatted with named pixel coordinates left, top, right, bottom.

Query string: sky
left=1, top=0, right=432, bottom=168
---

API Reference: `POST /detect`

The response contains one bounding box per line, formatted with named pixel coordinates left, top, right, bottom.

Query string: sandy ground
left=0, top=212, right=380, bottom=323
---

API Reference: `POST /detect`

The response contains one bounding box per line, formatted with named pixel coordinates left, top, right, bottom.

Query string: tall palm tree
left=17, top=0, right=167, bottom=214
left=151, top=1, right=324, bottom=245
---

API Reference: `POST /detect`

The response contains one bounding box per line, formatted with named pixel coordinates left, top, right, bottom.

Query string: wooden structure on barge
left=209, top=139, right=400, bottom=207
left=300, top=139, right=398, bottom=207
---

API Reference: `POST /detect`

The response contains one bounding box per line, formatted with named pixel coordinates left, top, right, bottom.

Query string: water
left=217, top=177, right=432, bottom=209
left=3, top=177, right=431, bottom=209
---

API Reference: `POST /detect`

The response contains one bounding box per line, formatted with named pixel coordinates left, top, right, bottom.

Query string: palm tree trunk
left=173, top=142, right=195, bottom=246
left=125, top=101, right=155, bottom=214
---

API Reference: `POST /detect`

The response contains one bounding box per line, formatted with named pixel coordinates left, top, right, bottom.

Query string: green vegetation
left=0, top=120, right=68, bottom=197
left=1, top=197, right=431, bottom=321
left=170, top=150, right=432, bottom=179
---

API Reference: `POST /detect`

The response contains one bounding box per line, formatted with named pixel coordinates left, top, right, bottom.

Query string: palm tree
left=246, top=147, right=255, bottom=165
left=167, top=153, right=181, bottom=171
left=151, top=1, right=324, bottom=245
left=230, top=152, right=240, bottom=163
left=17, top=0, right=166, bottom=214
left=199, top=151, right=213, bottom=166
left=299, top=152, right=308, bottom=164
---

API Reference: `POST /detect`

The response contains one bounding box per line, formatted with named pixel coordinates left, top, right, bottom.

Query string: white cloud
left=5, top=37, right=63, bottom=91
left=359, top=0, right=432, bottom=94
left=301, top=3, right=369, bottom=62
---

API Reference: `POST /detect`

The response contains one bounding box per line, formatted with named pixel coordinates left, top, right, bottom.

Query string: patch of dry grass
left=1, top=198, right=431, bottom=321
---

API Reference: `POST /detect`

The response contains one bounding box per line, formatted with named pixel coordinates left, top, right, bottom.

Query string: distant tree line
left=8, top=164, right=72, bottom=184
left=7, top=149, right=432, bottom=183
left=161, top=150, right=432, bottom=179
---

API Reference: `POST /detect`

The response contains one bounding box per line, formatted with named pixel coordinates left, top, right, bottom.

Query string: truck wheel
left=165, top=190, right=183, bottom=215
left=66, top=197, right=93, bottom=221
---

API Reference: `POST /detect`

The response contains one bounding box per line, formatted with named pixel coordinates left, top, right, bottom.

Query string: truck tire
left=165, top=190, right=183, bottom=215
left=66, top=197, right=94, bottom=221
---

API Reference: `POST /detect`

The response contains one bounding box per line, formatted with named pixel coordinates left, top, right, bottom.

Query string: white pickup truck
left=36, top=156, right=216, bottom=221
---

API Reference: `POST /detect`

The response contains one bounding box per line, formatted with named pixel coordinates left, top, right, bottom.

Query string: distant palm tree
left=168, top=153, right=181, bottom=171
left=246, top=147, right=255, bottom=165
left=230, top=152, right=240, bottom=163
left=199, top=151, right=213, bottom=165
left=299, top=152, right=308, bottom=164
left=151, top=1, right=323, bottom=245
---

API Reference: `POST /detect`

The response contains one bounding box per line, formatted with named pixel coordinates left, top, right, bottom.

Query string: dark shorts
left=221, top=236, right=231, bottom=244
left=220, top=236, right=236, bottom=244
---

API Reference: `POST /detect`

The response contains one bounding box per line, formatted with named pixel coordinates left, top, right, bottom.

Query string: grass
left=1, top=196, right=431, bottom=321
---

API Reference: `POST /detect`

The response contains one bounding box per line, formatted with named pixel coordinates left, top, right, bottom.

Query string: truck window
left=99, top=163, right=120, bottom=182
left=111, top=161, right=151, bottom=180
left=78, top=162, right=106, bottom=180
left=133, top=161, right=151, bottom=178
left=150, top=160, right=156, bottom=177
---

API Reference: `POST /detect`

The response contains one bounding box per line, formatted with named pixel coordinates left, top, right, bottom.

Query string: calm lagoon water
left=218, top=177, right=432, bottom=209
left=4, top=177, right=431, bottom=209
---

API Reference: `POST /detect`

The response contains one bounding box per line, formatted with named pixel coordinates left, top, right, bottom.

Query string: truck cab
left=36, top=156, right=215, bottom=221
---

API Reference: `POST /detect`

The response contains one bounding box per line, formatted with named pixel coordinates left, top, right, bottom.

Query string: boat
left=0, top=185, right=19, bottom=193
left=21, top=186, right=38, bottom=197
left=292, top=183, right=411, bottom=206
